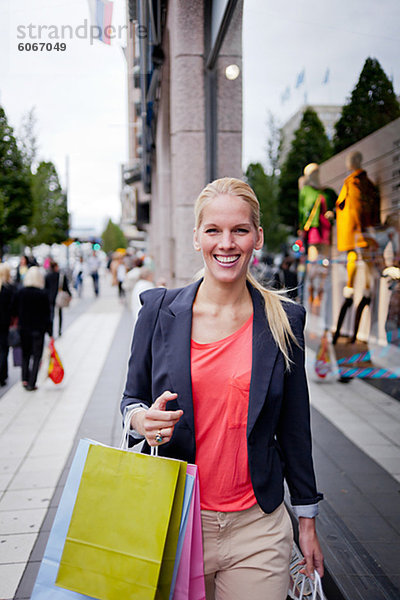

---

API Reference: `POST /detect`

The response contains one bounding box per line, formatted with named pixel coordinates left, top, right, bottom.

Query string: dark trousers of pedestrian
left=20, top=330, right=45, bottom=389
left=58, top=307, right=63, bottom=336
left=118, top=281, right=125, bottom=298
left=0, top=331, right=9, bottom=385
left=91, top=272, right=99, bottom=296
left=49, top=303, right=55, bottom=337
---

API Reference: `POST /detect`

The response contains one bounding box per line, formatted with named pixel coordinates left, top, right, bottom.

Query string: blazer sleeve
left=277, top=303, right=323, bottom=507
left=121, top=287, right=167, bottom=420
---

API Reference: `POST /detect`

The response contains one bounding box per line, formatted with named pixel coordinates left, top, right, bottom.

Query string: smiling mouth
left=214, top=255, right=240, bottom=265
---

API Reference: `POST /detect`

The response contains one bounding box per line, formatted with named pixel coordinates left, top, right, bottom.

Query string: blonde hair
left=194, top=177, right=298, bottom=369
left=24, top=266, right=45, bottom=289
left=0, top=263, right=11, bottom=291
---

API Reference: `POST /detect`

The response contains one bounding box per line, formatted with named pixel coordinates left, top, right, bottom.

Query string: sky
left=1, top=0, right=399, bottom=233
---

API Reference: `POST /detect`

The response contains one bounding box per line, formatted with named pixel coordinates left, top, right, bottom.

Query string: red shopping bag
left=48, top=338, right=64, bottom=384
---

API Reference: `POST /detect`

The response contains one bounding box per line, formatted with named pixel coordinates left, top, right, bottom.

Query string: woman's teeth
left=215, top=255, right=239, bottom=264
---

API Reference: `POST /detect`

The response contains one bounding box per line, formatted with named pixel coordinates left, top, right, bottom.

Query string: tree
left=101, top=219, right=127, bottom=254
left=18, top=107, right=38, bottom=171
left=245, top=162, right=288, bottom=252
left=0, top=106, right=33, bottom=257
left=23, top=161, right=69, bottom=246
left=278, top=108, right=333, bottom=232
left=334, top=57, right=400, bottom=153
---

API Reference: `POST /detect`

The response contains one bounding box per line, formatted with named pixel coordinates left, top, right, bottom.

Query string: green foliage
left=101, top=219, right=127, bottom=254
left=334, top=58, right=400, bottom=153
left=18, top=107, right=38, bottom=171
left=245, top=162, right=288, bottom=252
left=23, top=161, right=69, bottom=246
left=278, top=108, right=333, bottom=232
left=0, top=106, right=33, bottom=257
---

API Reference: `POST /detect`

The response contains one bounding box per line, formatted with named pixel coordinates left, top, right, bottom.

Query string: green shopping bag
left=56, top=444, right=187, bottom=600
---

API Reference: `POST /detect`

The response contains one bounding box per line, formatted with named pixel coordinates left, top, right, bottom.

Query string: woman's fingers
left=145, top=390, right=183, bottom=446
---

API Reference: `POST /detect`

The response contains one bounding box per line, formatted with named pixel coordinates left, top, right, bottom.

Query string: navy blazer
left=121, top=279, right=323, bottom=514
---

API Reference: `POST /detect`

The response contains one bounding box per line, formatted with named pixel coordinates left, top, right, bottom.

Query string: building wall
left=150, top=0, right=243, bottom=287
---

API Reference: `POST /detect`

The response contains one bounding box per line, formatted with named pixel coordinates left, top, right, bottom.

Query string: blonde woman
left=17, top=266, right=51, bottom=391
left=0, top=263, right=15, bottom=386
left=122, top=178, right=323, bottom=599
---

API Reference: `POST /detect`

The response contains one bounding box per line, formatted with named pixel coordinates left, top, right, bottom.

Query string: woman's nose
left=218, top=231, right=235, bottom=248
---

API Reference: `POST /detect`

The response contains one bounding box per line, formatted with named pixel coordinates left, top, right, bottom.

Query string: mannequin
left=333, top=151, right=380, bottom=344
left=298, top=163, right=335, bottom=308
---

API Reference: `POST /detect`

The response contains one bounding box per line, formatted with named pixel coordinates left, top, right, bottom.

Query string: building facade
left=121, top=0, right=243, bottom=286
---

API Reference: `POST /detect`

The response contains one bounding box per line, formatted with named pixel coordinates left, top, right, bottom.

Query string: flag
left=87, top=0, right=114, bottom=45
left=295, top=69, right=305, bottom=88
left=322, top=68, right=330, bottom=85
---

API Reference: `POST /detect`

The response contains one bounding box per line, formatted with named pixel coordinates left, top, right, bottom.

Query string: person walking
left=72, top=256, right=85, bottom=298
left=121, top=177, right=323, bottom=600
left=45, top=261, right=71, bottom=337
left=0, top=263, right=16, bottom=387
left=87, top=250, right=101, bottom=297
left=17, top=266, right=51, bottom=391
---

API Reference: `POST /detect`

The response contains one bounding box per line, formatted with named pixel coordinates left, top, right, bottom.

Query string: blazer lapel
left=159, top=280, right=202, bottom=437
left=247, top=285, right=279, bottom=436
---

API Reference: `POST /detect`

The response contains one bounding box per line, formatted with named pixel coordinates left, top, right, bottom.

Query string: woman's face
left=193, top=194, right=263, bottom=284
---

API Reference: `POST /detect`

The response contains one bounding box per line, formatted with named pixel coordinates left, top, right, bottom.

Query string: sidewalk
left=0, top=283, right=399, bottom=599
left=0, top=278, right=127, bottom=600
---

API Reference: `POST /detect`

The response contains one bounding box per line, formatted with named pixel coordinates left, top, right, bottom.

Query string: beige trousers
left=201, top=502, right=293, bottom=600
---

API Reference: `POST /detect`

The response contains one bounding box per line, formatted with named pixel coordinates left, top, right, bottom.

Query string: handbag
left=56, top=290, right=71, bottom=308
left=8, top=326, right=21, bottom=348
left=56, top=442, right=187, bottom=600
left=13, top=345, right=23, bottom=367
left=48, top=338, right=64, bottom=384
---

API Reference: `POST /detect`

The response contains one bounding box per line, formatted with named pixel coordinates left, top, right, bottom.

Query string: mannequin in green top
left=298, top=163, right=336, bottom=309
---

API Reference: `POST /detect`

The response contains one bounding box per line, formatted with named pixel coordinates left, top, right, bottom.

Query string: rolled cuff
left=291, top=503, right=319, bottom=518
left=123, top=403, right=148, bottom=440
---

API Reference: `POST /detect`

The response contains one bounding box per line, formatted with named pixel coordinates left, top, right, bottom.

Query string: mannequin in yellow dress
left=333, top=151, right=380, bottom=344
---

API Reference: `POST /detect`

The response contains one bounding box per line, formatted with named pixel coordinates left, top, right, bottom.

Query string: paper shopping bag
left=56, top=444, right=187, bottom=600
left=173, top=464, right=206, bottom=600
left=31, top=438, right=97, bottom=599
left=169, top=471, right=196, bottom=599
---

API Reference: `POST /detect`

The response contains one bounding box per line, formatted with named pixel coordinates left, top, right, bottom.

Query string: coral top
left=191, top=315, right=257, bottom=511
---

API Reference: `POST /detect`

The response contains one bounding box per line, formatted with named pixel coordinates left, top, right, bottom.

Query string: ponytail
left=246, top=271, right=299, bottom=371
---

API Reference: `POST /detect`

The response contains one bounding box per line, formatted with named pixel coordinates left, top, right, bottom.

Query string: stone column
left=216, top=1, right=243, bottom=179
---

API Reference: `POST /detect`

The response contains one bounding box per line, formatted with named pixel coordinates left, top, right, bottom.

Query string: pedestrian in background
left=45, top=261, right=71, bottom=337
left=0, top=263, right=15, bottom=387
left=116, top=255, right=126, bottom=300
left=15, top=255, right=30, bottom=288
left=122, top=177, right=323, bottom=600
left=130, top=267, right=154, bottom=324
left=87, top=250, right=100, bottom=297
left=17, top=266, right=51, bottom=391
left=72, top=256, right=85, bottom=298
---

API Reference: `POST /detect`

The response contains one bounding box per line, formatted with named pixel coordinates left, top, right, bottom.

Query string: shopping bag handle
left=291, top=570, right=324, bottom=600
left=120, top=411, right=160, bottom=456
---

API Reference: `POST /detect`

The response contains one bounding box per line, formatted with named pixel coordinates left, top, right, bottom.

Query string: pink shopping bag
left=173, top=464, right=206, bottom=600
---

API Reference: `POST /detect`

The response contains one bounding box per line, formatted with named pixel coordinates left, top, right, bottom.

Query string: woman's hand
left=131, top=391, right=183, bottom=446
left=298, top=517, right=324, bottom=579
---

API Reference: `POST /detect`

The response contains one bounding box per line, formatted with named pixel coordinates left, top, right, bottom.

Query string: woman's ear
left=255, top=227, right=264, bottom=251
left=193, top=228, right=201, bottom=251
